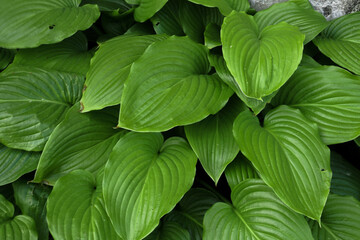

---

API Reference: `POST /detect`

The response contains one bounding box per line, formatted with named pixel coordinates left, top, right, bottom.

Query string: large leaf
left=185, top=98, right=245, bottom=184
left=0, top=145, right=40, bottom=186
left=272, top=65, right=360, bottom=145
left=47, top=170, right=120, bottom=239
left=0, top=48, right=14, bottom=70
left=103, top=132, right=197, bottom=240
left=119, top=36, right=232, bottom=132
left=308, top=194, right=360, bottom=240
left=81, top=35, right=167, bottom=112
left=313, top=12, right=360, bottom=75
left=13, top=180, right=51, bottom=240
left=33, top=103, right=126, bottom=185
left=132, top=0, right=168, bottom=22
left=221, top=12, right=304, bottom=99
left=188, top=0, right=250, bottom=16
left=233, top=106, right=331, bottom=221
left=203, top=179, right=313, bottom=240
left=0, top=66, right=84, bottom=151
left=0, top=0, right=100, bottom=49
left=254, top=0, right=328, bottom=44
left=0, top=194, right=37, bottom=240
left=165, top=188, right=221, bottom=240
left=13, top=32, right=92, bottom=75
left=145, top=221, right=190, bottom=240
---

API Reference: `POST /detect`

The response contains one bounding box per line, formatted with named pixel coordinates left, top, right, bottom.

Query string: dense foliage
left=0, top=0, right=359, bottom=239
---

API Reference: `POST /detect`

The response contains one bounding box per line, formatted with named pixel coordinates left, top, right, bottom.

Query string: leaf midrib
left=321, top=222, right=340, bottom=240
left=232, top=207, right=261, bottom=240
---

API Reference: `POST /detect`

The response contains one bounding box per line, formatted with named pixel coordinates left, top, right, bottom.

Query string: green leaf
left=203, top=179, right=313, bottom=240
left=233, top=106, right=331, bottom=221
left=0, top=0, right=100, bottom=49
left=330, top=152, right=360, bottom=201
left=254, top=0, right=328, bottom=44
left=13, top=180, right=51, bottom=240
left=0, top=66, right=84, bottom=151
left=188, top=0, right=249, bottom=16
left=13, top=32, right=92, bottom=75
left=204, top=23, right=221, bottom=49
left=221, top=12, right=304, bottom=99
left=103, top=132, right=197, bottom=240
left=0, top=194, right=37, bottom=240
left=0, top=145, right=40, bottom=186
left=119, top=36, right=233, bottom=132
left=271, top=65, right=360, bottom=145
left=165, top=188, right=221, bottom=240
left=83, top=0, right=131, bottom=12
left=308, top=194, right=360, bottom=240
left=47, top=170, right=120, bottom=239
left=101, top=10, right=135, bottom=37
left=0, top=48, right=15, bottom=70
left=81, top=35, right=167, bottom=112
left=313, top=12, right=360, bottom=75
left=225, top=153, right=260, bottom=190
left=208, top=53, right=276, bottom=114
left=33, top=103, right=126, bottom=185
left=185, top=98, right=245, bottom=184
left=300, top=54, right=321, bottom=67
left=133, top=0, right=168, bottom=22
left=356, top=137, right=360, bottom=147
left=145, top=221, right=190, bottom=240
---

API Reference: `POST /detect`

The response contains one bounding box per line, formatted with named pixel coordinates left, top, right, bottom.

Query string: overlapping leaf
left=103, top=132, right=197, bottom=240
left=272, top=65, right=360, bottom=145
left=0, top=48, right=14, bottom=70
left=233, top=106, right=331, bottom=221
left=314, top=12, right=360, bottom=75
left=33, top=103, right=126, bottom=185
left=47, top=170, right=120, bottom=239
left=0, top=0, right=100, bottom=48
left=221, top=12, right=304, bottom=99
left=188, top=0, right=250, bottom=16
left=204, top=23, right=221, bottom=49
left=119, top=36, right=233, bottom=132
left=83, top=0, right=131, bottom=12
left=0, top=66, right=84, bottom=151
left=203, top=179, right=313, bottom=240
left=145, top=221, right=190, bottom=240
left=132, top=0, right=168, bottom=22
left=81, top=35, right=167, bottom=112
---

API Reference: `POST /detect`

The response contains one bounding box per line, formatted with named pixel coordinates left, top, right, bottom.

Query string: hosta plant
left=0, top=0, right=359, bottom=239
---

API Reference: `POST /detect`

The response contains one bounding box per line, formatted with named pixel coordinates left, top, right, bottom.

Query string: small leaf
left=145, top=221, right=190, bottom=240
left=233, top=106, right=331, bottom=221
left=187, top=0, right=250, bottom=16
left=47, top=170, right=120, bottom=239
left=0, top=48, right=15, bottom=70
left=33, top=103, right=126, bottom=185
left=103, top=132, right=197, bottom=240
left=204, top=23, right=221, bottom=49
left=203, top=179, right=313, bottom=240
left=221, top=11, right=304, bottom=99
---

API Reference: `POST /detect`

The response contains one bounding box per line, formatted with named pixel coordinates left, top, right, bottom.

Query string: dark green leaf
left=0, top=48, right=15, bottom=70
left=145, top=221, right=190, bottom=240
left=188, top=0, right=250, bottom=16
left=204, top=23, right=221, bottom=49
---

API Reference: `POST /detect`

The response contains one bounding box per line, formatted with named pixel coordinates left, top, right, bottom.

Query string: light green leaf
left=0, top=145, right=40, bottom=186
left=81, top=35, right=167, bottom=112
left=0, top=0, right=100, bottom=49
left=203, top=179, right=313, bottom=240
left=313, top=12, right=360, bottom=75
left=33, top=103, right=126, bottom=185
left=254, top=0, right=328, bottom=44
left=204, top=23, right=221, bottom=49
left=185, top=98, right=245, bottom=184
left=208, top=53, right=276, bottom=114
left=83, top=0, right=131, bottom=12
left=0, top=194, right=37, bottom=240
left=0, top=66, right=84, bottom=151
left=271, top=65, right=360, bottom=145
left=119, top=36, right=233, bottom=132
left=188, top=0, right=250, bottom=16
left=133, top=0, right=168, bottom=22
left=300, top=54, right=321, bottom=67
left=13, top=180, right=51, bottom=240
left=47, top=170, right=121, bottom=240
left=330, top=152, right=360, bottom=201
left=0, top=48, right=15, bottom=70
left=221, top=12, right=304, bottom=99
left=145, top=221, right=190, bottom=240
left=103, top=132, right=197, bottom=240
left=308, top=194, right=360, bottom=240
left=225, top=153, right=260, bottom=190
left=13, top=32, right=92, bottom=75
left=165, top=188, right=221, bottom=240
left=233, top=106, right=331, bottom=221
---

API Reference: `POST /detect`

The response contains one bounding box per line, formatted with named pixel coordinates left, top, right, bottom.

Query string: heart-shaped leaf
left=233, top=106, right=331, bottom=221
left=0, top=48, right=14, bottom=70
left=0, top=66, right=84, bottom=151
left=133, top=0, right=168, bottom=22
left=221, top=12, right=304, bottom=99
left=203, top=179, right=313, bottom=240
left=103, top=132, right=197, bottom=240
left=0, top=145, right=40, bottom=186
left=81, top=35, right=167, bottom=112
left=308, top=194, right=360, bottom=240
left=47, top=170, right=120, bottom=239
left=272, top=65, right=360, bottom=145
left=0, top=0, right=100, bottom=49
left=145, top=221, right=190, bottom=240
left=119, top=36, right=233, bottom=132
left=33, top=103, right=126, bottom=185
left=313, top=12, right=360, bottom=75
left=188, top=0, right=250, bottom=16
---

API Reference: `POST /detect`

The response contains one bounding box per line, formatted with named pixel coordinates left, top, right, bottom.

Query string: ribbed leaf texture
left=188, top=0, right=250, bottom=16
left=132, top=0, right=168, bottom=22
left=145, top=221, right=190, bottom=240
